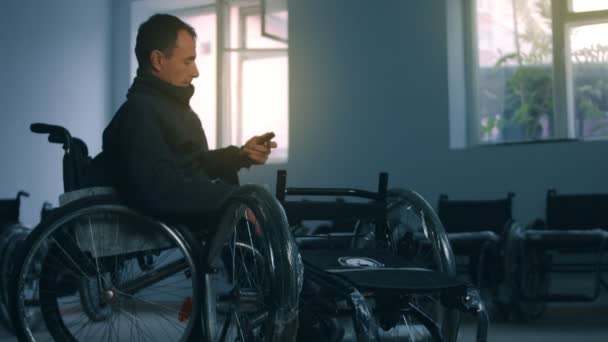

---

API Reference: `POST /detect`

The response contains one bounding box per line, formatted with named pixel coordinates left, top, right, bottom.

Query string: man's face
left=155, top=29, right=199, bottom=87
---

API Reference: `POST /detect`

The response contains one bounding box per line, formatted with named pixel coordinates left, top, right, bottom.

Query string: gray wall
left=0, top=0, right=111, bottom=225
left=242, top=0, right=608, bottom=227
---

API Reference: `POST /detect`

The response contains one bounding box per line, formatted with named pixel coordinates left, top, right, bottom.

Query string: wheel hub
left=102, top=289, right=117, bottom=304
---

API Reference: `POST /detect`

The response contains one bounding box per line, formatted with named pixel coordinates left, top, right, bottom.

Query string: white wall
left=0, top=0, right=111, bottom=225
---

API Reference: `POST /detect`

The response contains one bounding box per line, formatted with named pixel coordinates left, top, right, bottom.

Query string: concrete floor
left=459, top=305, right=608, bottom=342
left=0, top=305, right=606, bottom=341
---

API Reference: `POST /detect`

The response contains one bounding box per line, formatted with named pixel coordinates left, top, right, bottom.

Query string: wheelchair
left=8, top=123, right=302, bottom=341
left=503, top=189, right=608, bottom=321
left=276, top=171, right=489, bottom=342
left=437, top=193, right=516, bottom=318
left=0, top=191, right=44, bottom=333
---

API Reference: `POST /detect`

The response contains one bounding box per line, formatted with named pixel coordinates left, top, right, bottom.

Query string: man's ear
left=149, top=50, right=164, bottom=72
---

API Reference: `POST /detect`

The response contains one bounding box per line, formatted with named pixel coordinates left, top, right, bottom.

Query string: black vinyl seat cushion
left=301, top=249, right=465, bottom=293
left=296, top=234, right=354, bottom=250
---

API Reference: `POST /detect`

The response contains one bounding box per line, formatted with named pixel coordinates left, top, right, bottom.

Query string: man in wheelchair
left=11, top=13, right=302, bottom=342
left=103, top=14, right=276, bottom=215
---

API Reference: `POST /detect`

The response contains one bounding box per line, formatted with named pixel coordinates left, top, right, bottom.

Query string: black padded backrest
left=63, top=137, right=92, bottom=192
left=546, top=189, right=608, bottom=230
left=438, top=193, right=514, bottom=233
left=0, top=198, right=19, bottom=223
left=0, top=191, right=27, bottom=223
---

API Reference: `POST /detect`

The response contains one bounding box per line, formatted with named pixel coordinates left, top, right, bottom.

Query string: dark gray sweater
left=102, top=72, right=251, bottom=214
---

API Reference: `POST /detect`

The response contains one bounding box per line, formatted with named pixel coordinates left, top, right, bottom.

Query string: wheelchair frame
left=276, top=170, right=489, bottom=342
left=0, top=191, right=36, bottom=332
left=437, top=193, right=517, bottom=318
left=503, top=189, right=608, bottom=321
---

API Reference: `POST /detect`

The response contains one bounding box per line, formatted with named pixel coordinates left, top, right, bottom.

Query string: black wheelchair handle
left=17, top=191, right=30, bottom=200
left=30, top=123, right=72, bottom=149
left=31, top=123, right=62, bottom=134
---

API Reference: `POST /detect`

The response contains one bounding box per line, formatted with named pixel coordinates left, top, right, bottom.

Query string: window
left=570, top=1, right=608, bottom=13
left=179, top=7, right=218, bottom=148
left=221, top=1, right=289, bottom=162
left=130, top=0, right=289, bottom=162
left=461, top=0, right=608, bottom=145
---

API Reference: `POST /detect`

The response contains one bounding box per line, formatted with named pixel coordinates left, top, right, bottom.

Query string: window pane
left=246, top=14, right=287, bottom=49
left=182, top=13, right=217, bottom=149
left=570, top=0, right=608, bottom=12
left=240, top=56, right=289, bottom=163
left=263, top=0, right=288, bottom=42
left=476, top=0, right=554, bottom=143
left=569, top=23, right=608, bottom=138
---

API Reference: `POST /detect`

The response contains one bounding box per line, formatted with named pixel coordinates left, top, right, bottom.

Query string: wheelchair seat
left=301, top=249, right=464, bottom=292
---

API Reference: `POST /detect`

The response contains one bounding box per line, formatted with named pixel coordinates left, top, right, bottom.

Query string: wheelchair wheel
left=353, top=188, right=459, bottom=342
left=10, top=194, right=202, bottom=342
left=203, top=185, right=301, bottom=342
left=503, top=222, right=548, bottom=322
left=0, top=223, right=42, bottom=333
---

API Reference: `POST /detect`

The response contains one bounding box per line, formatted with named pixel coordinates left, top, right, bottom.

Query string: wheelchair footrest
left=301, top=249, right=465, bottom=293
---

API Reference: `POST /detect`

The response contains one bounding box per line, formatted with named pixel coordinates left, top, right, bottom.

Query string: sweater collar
left=128, top=69, right=195, bottom=108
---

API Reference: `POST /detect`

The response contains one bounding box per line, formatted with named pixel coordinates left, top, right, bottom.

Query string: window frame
left=458, top=0, right=608, bottom=147
left=218, top=1, right=289, bottom=162
left=261, top=0, right=288, bottom=43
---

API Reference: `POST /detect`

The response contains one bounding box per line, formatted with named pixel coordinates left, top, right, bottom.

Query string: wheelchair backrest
left=437, top=193, right=514, bottom=234
left=0, top=191, right=28, bottom=224
left=63, top=137, right=92, bottom=192
left=546, top=189, right=608, bottom=230
left=275, top=170, right=388, bottom=226
left=30, top=123, right=98, bottom=192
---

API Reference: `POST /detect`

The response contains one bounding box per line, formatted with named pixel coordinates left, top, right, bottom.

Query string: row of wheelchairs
left=0, top=191, right=56, bottom=334
left=0, top=122, right=494, bottom=342
left=437, top=190, right=608, bottom=322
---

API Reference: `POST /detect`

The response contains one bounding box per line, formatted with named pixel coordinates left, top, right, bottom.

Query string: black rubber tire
left=503, top=223, right=548, bottom=322
left=202, top=185, right=301, bottom=342
left=389, top=188, right=460, bottom=342
left=352, top=188, right=460, bottom=342
left=0, top=223, right=33, bottom=333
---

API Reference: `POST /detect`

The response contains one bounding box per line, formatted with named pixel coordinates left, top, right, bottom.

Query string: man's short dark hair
left=135, top=14, right=197, bottom=71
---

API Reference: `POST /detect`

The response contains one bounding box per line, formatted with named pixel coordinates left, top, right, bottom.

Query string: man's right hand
left=241, top=134, right=277, bottom=165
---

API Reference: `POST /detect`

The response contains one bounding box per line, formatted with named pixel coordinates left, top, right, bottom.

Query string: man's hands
left=241, top=132, right=277, bottom=165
